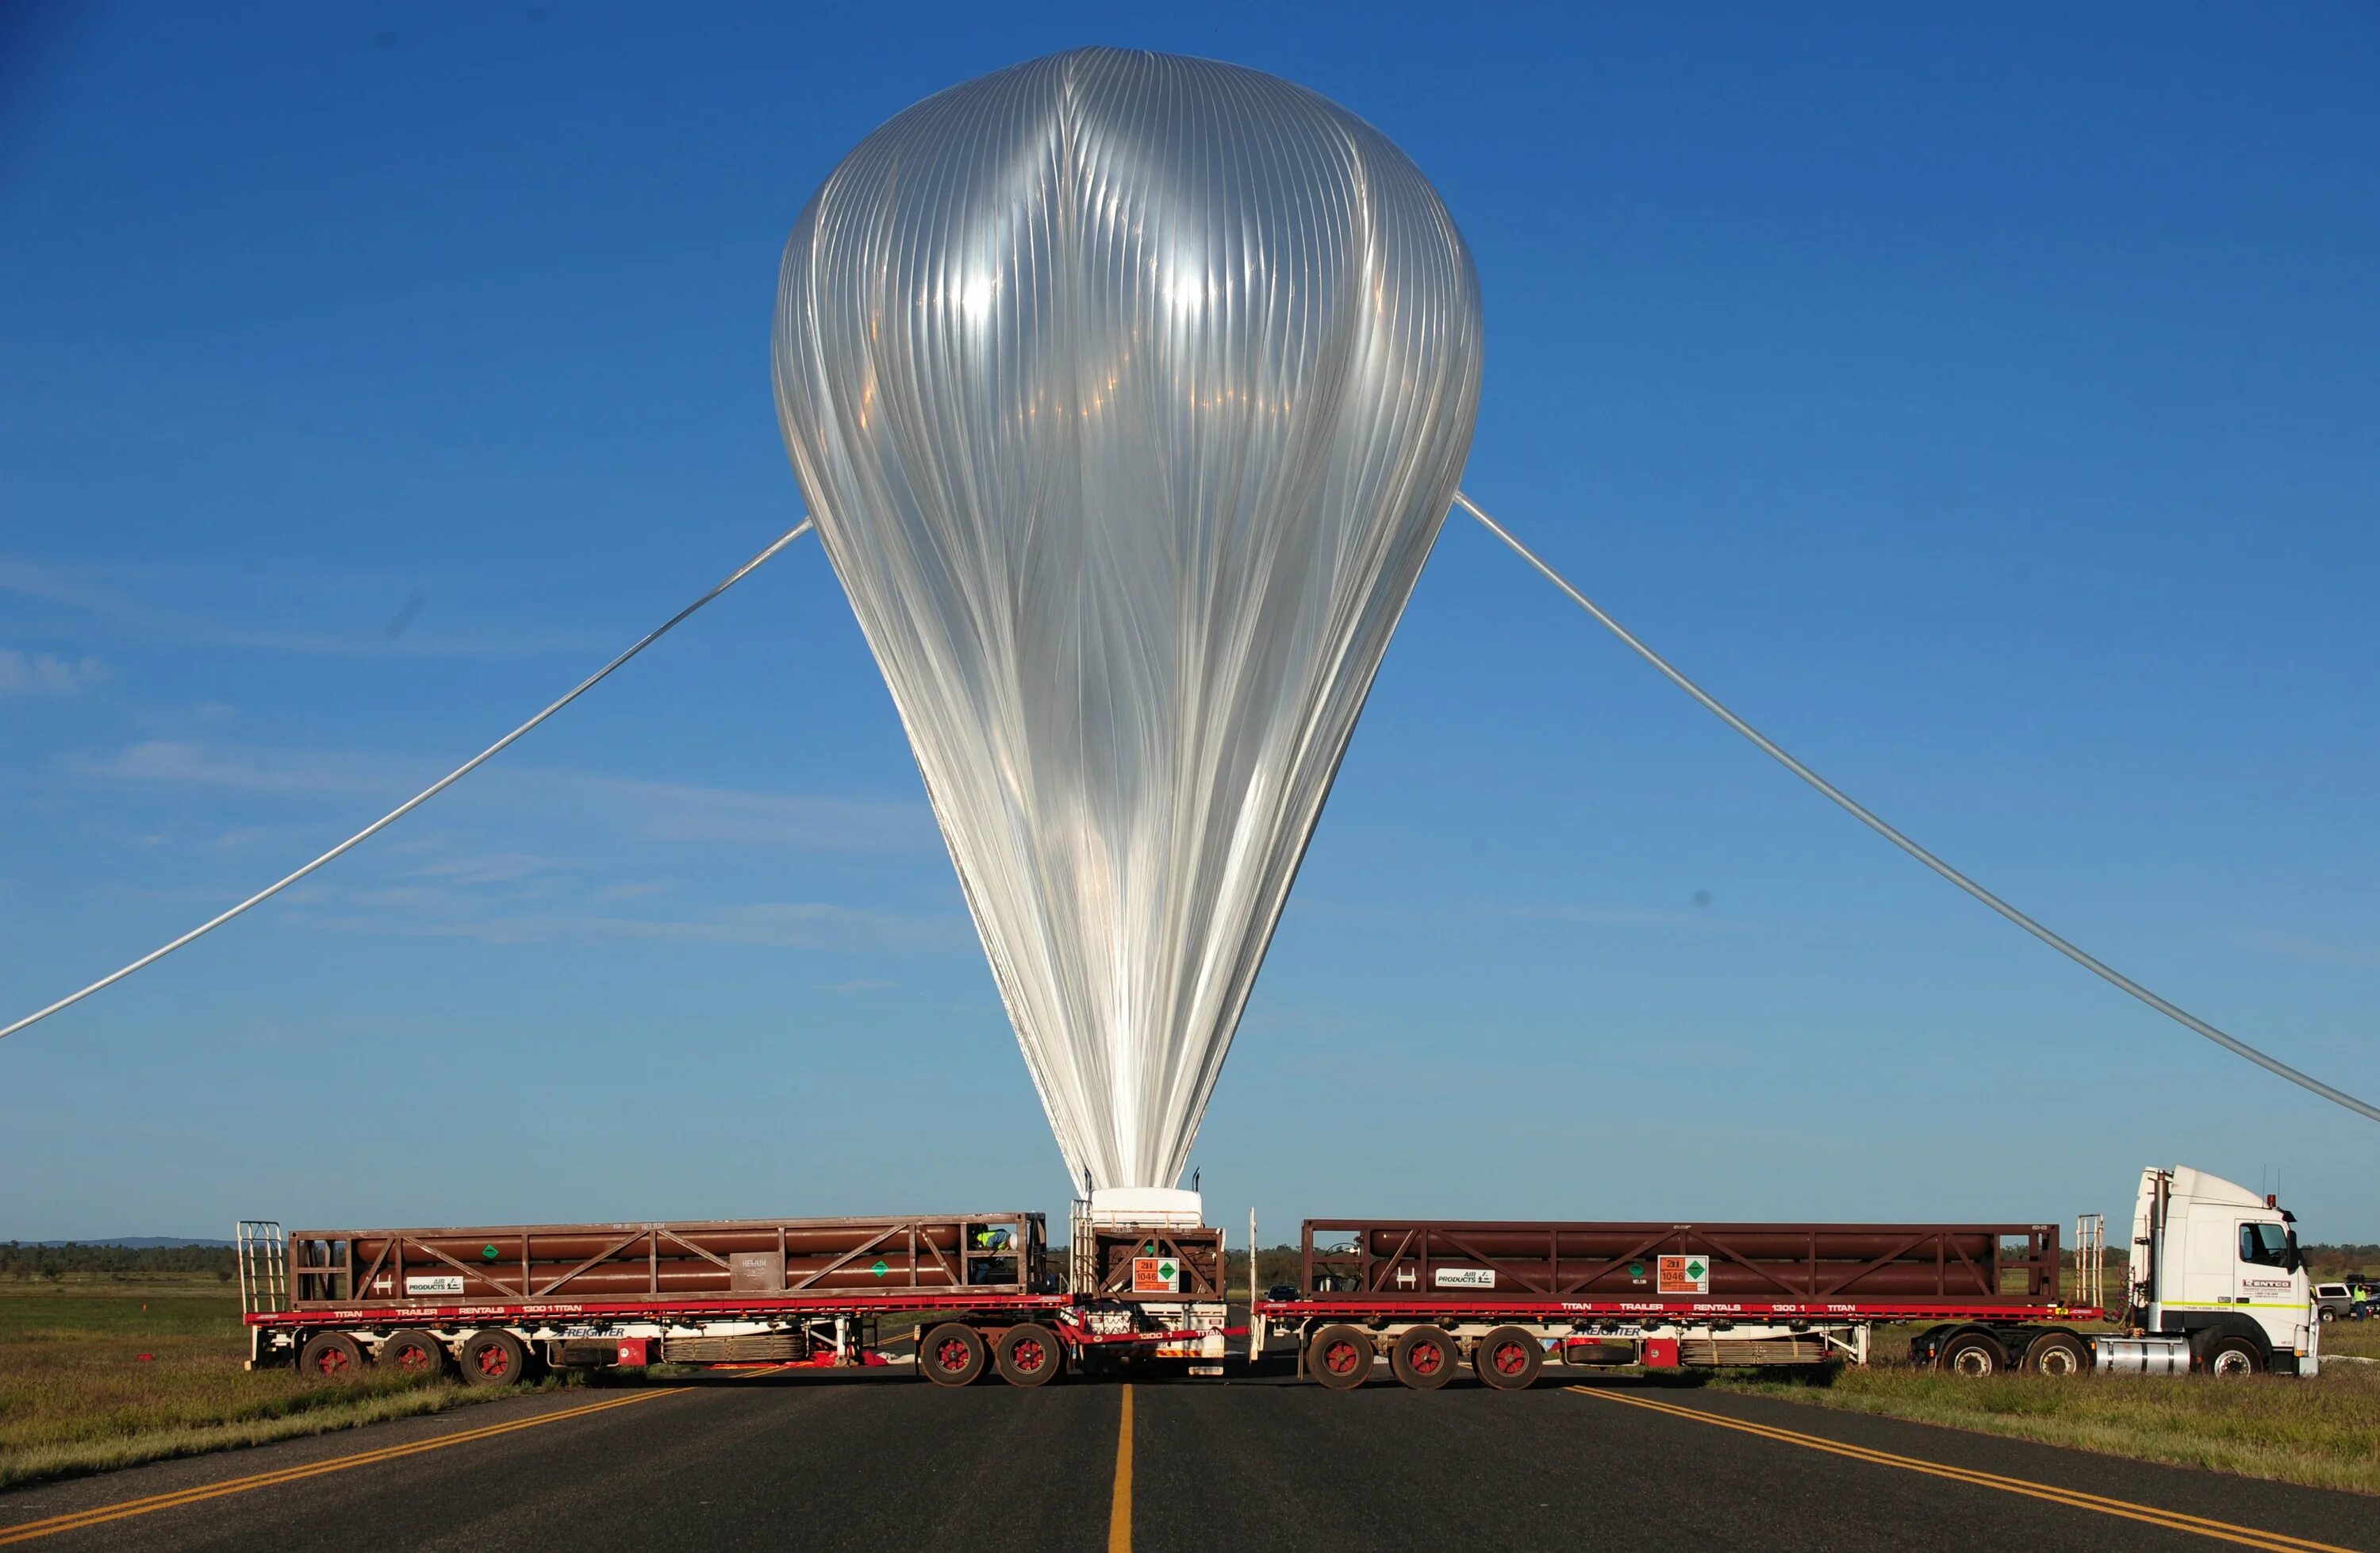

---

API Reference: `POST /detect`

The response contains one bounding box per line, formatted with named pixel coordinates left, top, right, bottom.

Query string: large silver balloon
left=774, top=48, right=1483, bottom=1189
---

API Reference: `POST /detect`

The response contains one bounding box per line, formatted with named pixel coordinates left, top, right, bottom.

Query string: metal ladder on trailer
left=2074, top=1213, right=2106, bottom=1312
left=235, top=1220, right=288, bottom=1317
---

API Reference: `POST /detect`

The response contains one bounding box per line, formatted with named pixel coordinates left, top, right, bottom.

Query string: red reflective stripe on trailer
left=246, top=1292, right=1073, bottom=1328
left=1253, top=1299, right=2102, bottom=1322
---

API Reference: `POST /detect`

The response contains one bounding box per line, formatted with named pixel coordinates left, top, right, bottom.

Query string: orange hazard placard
left=1132, top=1255, right=1182, bottom=1294
left=1656, top=1255, right=1710, bottom=1295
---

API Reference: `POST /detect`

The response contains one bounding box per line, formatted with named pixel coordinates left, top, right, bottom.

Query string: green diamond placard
left=481, top=1244, right=501, bottom=1261
left=1687, top=1259, right=1707, bottom=1281
left=870, top=1259, right=889, bottom=1278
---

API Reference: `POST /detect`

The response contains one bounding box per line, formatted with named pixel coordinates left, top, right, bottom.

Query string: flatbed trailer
left=237, top=1209, right=1237, bottom=1388
left=1254, top=1214, right=2110, bottom=1388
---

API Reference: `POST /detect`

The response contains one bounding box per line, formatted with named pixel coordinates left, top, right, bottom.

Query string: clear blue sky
left=4, top=3, right=2374, bottom=1244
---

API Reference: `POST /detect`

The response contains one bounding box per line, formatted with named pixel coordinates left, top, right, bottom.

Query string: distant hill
left=11, top=1237, right=234, bottom=1248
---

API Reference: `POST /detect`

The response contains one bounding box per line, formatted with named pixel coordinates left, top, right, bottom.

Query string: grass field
left=0, top=1276, right=546, bottom=1490
left=1704, top=1320, right=2380, bottom=1495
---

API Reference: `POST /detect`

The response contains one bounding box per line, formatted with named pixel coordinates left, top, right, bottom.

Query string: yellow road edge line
left=1568, top=1387, right=2352, bottom=1552
left=1568, top=1388, right=2340, bottom=1553
left=1567, top=1387, right=2356, bottom=1553
left=1107, top=1382, right=1134, bottom=1553
left=0, top=1388, right=686, bottom=1546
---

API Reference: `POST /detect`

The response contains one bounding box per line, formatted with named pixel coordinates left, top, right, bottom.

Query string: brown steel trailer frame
left=280, top=1212, right=1050, bottom=1309
left=1297, top=1217, right=2065, bottom=1304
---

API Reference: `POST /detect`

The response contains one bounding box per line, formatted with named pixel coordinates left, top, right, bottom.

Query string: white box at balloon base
left=1087, top=1187, right=1205, bottom=1228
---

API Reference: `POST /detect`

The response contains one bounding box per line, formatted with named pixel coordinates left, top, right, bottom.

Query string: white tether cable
left=0, top=520, right=814, bottom=1044
left=1457, top=489, right=2380, bottom=1125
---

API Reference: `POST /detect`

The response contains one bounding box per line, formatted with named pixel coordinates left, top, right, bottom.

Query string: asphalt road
left=2, top=1366, right=2370, bottom=1553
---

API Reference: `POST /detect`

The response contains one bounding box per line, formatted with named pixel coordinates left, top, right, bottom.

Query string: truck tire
left=2317, top=1307, right=2335, bottom=1324
left=379, top=1329, right=448, bottom=1378
left=1475, top=1327, right=1543, bottom=1390
left=1937, top=1331, right=2004, bottom=1378
left=1309, top=1325, right=1374, bottom=1390
left=2021, top=1331, right=2088, bottom=1377
left=994, top=1324, right=1061, bottom=1387
left=1391, top=1327, right=1459, bottom=1390
left=460, top=1329, right=529, bottom=1386
left=298, top=1332, right=364, bottom=1380
left=921, top=1323, right=988, bottom=1386
left=2202, top=1335, right=2263, bottom=1377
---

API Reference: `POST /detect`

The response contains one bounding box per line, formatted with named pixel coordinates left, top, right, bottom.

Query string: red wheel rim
left=1012, top=1339, right=1046, bottom=1374
left=393, top=1343, right=433, bottom=1372
left=1411, top=1341, right=1446, bottom=1374
left=1322, top=1340, right=1360, bottom=1375
left=935, top=1338, right=973, bottom=1374
left=1493, top=1342, right=1530, bottom=1376
left=475, top=1345, right=511, bottom=1379
left=313, top=1347, right=351, bottom=1377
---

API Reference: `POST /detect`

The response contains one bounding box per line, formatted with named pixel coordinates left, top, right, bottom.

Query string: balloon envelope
left=774, top=48, right=1483, bottom=1189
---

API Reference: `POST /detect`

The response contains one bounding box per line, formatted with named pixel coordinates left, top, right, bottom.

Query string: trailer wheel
left=379, top=1329, right=448, bottom=1378
left=1309, top=1325, right=1375, bottom=1390
left=995, top=1324, right=1061, bottom=1387
left=921, top=1323, right=988, bottom=1386
left=1475, top=1327, right=1543, bottom=1390
left=460, top=1330, right=528, bottom=1386
left=2202, top=1335, right=2262, bottom=1377
left=298, top=1332, right=364, bottom=1380
left=1938, top=1331, right=2003, bottom=1378
left=1391, top=1327, right=1459, bottom=1390
left=2021, top=1331, right=2087, bottom=1377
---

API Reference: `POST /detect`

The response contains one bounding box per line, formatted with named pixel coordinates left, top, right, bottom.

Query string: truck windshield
left=2238, top=1222, right=2291, bottom=1268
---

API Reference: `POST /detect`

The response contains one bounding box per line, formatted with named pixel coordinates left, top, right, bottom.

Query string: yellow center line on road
left=1107, top=1383, right=1134, bottom=1553
left=0, top=1386, right=687, bottom=1547
left=1568, top=1386, right=2356, bottom=1553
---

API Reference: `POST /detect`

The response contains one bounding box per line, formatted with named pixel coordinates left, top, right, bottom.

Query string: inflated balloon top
left=774, top=48, right=1483, bottom=1190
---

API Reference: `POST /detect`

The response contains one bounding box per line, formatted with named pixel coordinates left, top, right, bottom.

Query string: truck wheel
left=379, top=1329, right=448, bottom=1378
left=2317, top=1307, right=2335, bottom=1324
left=995, top=1324, right=1061, bottom=1387
left=922, top=1323, right=988, bottom=1386
left=2202, top=1336, right=2262, bottom=1377
left=2021, top=1331, right=2088, bottom=1377
left=460, top=1330, right=528, bottom=1386
left=1309, top=1325, right=1374, bottom=1390
left=1475, top=1327, right=1543, bottom=1390
left=298, top=1332, right=364, bottom=1380
left=1938, top=1331, right=2003, bottom=1378
left=1392, top=1328, right=1459, bottom=1390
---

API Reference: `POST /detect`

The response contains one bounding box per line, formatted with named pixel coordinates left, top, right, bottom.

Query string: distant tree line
left=1, top=1243, right=237, bottom=1281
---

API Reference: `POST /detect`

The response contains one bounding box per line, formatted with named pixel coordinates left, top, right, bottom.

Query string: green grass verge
left=0, top=1276, right=555, bottom=1491
left=1701, top=1322, right=2380, bottom=1496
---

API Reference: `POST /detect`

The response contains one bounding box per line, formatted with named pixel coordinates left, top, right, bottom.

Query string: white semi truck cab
left=2104, top=1166, right=2318, bottom=1377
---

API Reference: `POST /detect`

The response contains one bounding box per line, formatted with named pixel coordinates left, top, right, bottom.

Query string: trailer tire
left=922, top=1323, right=988, bottom=1386
left=1392, top=1327, right=1460, bottom=1390
left=994, top=1324, right=1061, bottom=1387
left=2202, top=1334, right=2263, bottom=1377
left=379, top=1329, right=448, bottom=1378
left=460, top=1330, right=528, bottom=1386
left=1475, top=1327, right=1543, bottom=1390
left=2021, top=1331, right=2088, bottom=1377
left=298, top=1332, right=364, bottom=1380
left=1938, top=1330, right=2004, bottom=1378
left=1309, top=1325, right=1374, bottom=1390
